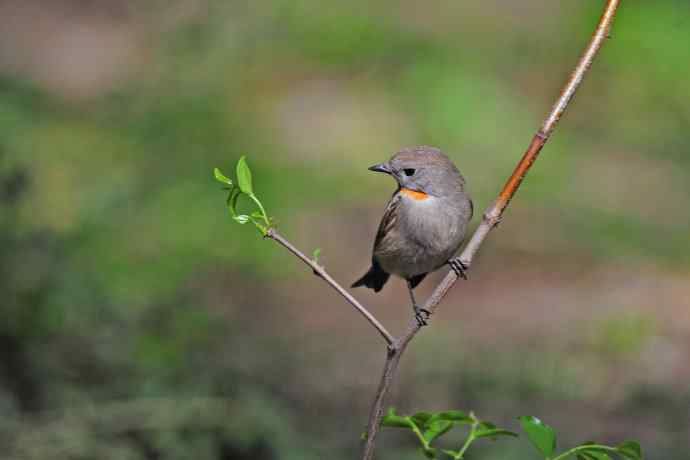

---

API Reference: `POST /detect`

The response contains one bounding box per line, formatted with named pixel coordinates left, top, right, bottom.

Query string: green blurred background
left=1, top=1, right=688, bottom=459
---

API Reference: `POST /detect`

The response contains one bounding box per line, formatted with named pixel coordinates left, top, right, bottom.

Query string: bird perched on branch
left=352, top=146, right=473, bottom=326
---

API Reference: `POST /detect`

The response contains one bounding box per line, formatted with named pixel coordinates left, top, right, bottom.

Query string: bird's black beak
left=368, top=163, right=392, bottom=174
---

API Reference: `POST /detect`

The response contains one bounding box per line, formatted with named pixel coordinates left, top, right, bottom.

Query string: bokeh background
left=1, top=0, right=689, bottom=459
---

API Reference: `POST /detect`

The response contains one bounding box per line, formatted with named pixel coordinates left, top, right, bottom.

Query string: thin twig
left=265, top=228, right=395, bottom=346
left=361, top=1, right=622, bottom=458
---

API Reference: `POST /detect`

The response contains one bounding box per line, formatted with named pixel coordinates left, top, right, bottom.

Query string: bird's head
left=368, top=146, right=465, bottom=198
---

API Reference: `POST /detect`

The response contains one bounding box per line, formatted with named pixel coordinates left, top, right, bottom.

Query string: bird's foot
left=414, top=306, right=431, bottom=327
left=449, top=258, right=468, bottom=280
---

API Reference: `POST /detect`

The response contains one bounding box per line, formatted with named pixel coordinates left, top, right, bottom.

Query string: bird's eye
left=403, top=168, right=416, bottom=176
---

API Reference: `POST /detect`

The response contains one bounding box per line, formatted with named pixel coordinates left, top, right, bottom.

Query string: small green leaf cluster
left=381, top=409, right=642, bottom=460
left=381, top=408, right=516, bottom=460
left=519, top=416, right=642, bottom=460
left=213, top=157, right=271, bottom=234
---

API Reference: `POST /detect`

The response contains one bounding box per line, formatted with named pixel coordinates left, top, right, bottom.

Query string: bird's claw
left=414, top=307, right=430, bottom=327
left=449, top=258, right=468, bottom=280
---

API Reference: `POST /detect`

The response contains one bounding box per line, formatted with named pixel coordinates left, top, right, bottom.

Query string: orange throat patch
left=400, top=188, right=429, bottom=201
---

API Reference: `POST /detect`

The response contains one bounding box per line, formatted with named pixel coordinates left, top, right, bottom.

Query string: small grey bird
left=352, top=146, right=473, bottom=326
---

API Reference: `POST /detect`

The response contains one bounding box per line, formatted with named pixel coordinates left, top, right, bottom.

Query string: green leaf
left=519, top=416, right=557, bottom=458
left=213, top=167, right=233, bottom=185
left=227, top=187, right=241, bottom=216
left=313, top=247, right=322, bottom=262
left=233, top=215, right=250, bottom=224
left=476, top=421, right=496, bottom=431
left=236, top=156, right=253, bottom=194
left=412, top=412, right=434, bottom=428
left=578, top=450, right=612, bottom=460
left=437, top=410, right=473, bottom=424
left=580, top=445, right=611, bottom=453
left=381, top=408, right=414, bottom=429
left=251, top=211, right=264, bottom=219
left=616, top=441, right=642, bottom=460
left=576, top=442, right=614, bottom=460
left=423, top=420, right=454, bottom=443
left=473, top=428, right=518, bottom=439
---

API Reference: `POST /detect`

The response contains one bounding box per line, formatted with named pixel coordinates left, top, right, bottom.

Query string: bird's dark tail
left=351, top=261, right=390, bottom=292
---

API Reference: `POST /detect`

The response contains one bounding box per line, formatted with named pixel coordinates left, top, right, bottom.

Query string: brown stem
left=361, top=1, right=622, bottom=458
left=265, top=228, right=395, bottom=346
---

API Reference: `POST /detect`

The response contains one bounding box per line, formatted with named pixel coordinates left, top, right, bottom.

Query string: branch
left=265, top=228, right=395, bottom=346
left=361, top=1, right=622, bottom=458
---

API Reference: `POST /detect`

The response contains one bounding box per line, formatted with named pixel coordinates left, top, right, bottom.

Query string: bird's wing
left=373, top=191, right=401, bottom=254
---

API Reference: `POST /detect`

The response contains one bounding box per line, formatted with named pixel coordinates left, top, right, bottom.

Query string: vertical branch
left=361, top=1, right=622, bottom=459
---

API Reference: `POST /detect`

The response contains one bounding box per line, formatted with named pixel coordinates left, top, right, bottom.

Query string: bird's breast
left=399, top=195, right=465, bottom=248
left=375, top=193, right=470, bottom=278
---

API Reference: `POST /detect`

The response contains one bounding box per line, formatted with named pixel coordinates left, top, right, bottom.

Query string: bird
left=351, top=146, right=473, bottom=326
